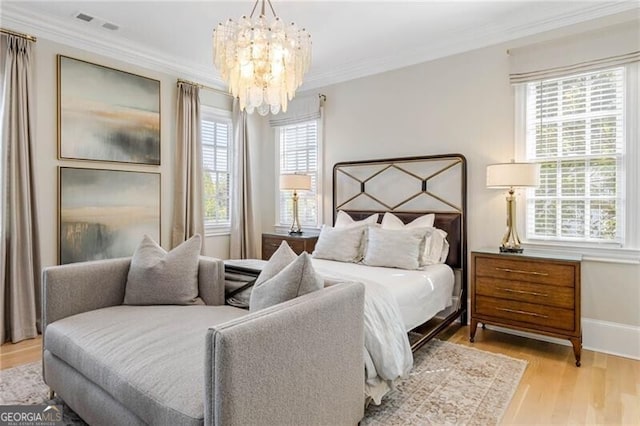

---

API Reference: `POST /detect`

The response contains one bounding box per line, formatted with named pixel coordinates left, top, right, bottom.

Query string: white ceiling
left=1, top=1, right=638, bottom=90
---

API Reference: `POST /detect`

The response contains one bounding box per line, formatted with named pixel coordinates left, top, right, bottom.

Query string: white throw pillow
left=363, top=227, right=425, bottom=270
left=422, top=228, right=450, bottom=266
left=124, top=234, right=203, bottom=305
left=380, top=212, right=449, bottom=266
left=335, top=210, right=379, bottom=228
left=381, top=212, right=435, bottom=229
left=312, top=225, right=366, bottom=263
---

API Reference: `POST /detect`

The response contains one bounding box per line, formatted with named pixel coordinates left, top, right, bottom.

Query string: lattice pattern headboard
left=332, top=154, right=467, bottom=270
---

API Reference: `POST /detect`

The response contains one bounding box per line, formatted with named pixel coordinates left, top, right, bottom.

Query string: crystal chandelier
left=212, top=0, right=312, bottom=116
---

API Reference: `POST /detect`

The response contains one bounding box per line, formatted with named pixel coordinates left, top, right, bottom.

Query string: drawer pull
left=496, top=307, right=549, bottom=318
left=496, top=287, right=549, bottom=297
left=495, top=267, right=549, bottom=277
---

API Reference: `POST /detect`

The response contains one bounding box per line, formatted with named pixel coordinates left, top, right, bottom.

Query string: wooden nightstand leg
left=570, top=337, right=582, bottom=367
left=469, top=319, right=479, bottom=343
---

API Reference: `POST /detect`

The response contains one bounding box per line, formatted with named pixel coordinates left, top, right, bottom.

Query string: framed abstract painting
left=59, top=167, right=161, bottom=264
left=57, top=55, right=161, bottom=165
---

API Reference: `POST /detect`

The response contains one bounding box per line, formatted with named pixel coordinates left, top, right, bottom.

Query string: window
left=519, top=65, right=638, bottom=251
left=276, top=119, right=321, bottom=228
left=201, top=107, right=232, bottom=233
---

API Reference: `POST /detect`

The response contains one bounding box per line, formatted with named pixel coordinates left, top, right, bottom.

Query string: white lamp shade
left=486, top=163, right=540, bottom=188
left=280, top=174, right=312, bottom=191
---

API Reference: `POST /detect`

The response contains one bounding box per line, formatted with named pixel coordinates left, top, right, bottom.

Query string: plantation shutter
left=278, top=120, right=319, bottom=227
left=270, top=95, right=322, bottom=228
left=201, top=112, right=232, bottom=229
left=524, top=67, right=624, bottom=243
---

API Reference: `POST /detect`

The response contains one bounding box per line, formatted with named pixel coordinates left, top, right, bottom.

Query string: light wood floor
left=1, top=327, right=639, bottom=425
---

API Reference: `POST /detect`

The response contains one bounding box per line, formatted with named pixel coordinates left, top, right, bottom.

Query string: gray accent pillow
left=124, top=234, right=203, bottom=305
left=249, top=250, right=323, bottom=312
left=363, top=227, right=425, bottom=270
left=311, top=225, right=365, bottom=263
left=255, top=241, right=297, bottom=286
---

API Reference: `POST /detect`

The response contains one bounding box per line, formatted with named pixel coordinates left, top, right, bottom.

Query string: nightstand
left=469, top=248, right=582, bottom=366
left=261, top=232, right=319, bottom=260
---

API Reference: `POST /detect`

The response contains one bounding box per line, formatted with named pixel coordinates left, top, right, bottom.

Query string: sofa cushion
left=124, top=234, right=202, bottom=305
left=249, top=250, right=323, bottom=312
left=45, top=305, right=248, bottom=426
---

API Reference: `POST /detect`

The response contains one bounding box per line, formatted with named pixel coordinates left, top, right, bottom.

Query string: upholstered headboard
left=332, top=154, right=467, bottom=270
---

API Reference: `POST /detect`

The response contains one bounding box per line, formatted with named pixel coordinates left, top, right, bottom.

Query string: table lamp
left=280, top=173, right=312, bottom=234
left=486, top=161, right=540, bottom=253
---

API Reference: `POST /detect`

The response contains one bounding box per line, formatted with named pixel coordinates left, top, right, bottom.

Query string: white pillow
left=312, top=225, right=365, bottom=263
left=335, top=210, right=379, bottom=228
left=363, top=227, right=425, bottom=270
left=422, top=228, right=450, bottom=266
left=381, top=212, right=435, bottom=229
left=380, top=212, right=448, bottom=266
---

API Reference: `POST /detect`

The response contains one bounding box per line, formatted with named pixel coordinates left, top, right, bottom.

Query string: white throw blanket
left=313, top=265, right=413, bottom=404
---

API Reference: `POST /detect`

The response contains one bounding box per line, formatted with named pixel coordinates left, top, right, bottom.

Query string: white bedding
left=224, top=257, right=455, bottom=404
left=311, top=258, right=455, bottom=403
left=311, top=259, right=455, bottom=331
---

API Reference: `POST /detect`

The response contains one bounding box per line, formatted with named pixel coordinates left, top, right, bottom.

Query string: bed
left=331, top=153, right=468, bottom=351
left=225, top=153, right=467, bottom=404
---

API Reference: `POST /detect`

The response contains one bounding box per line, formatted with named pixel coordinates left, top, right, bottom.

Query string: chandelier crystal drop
left=212, top=0, right=312, bottom=116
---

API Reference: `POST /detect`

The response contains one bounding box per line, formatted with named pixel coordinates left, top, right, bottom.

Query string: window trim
left=514, top=63, right=640, bottom=264
left=274, top=110, right=324, bottom=232
left=201, top=106, right=233, bottom=236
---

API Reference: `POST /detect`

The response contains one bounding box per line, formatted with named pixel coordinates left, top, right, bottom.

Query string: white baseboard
left=582, top=318, right=640, bottom=360
left=483, top=318, right=640, bottom=361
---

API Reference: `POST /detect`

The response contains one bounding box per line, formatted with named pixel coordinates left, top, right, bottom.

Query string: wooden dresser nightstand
left=261, top=232, right=319, bottom=260
left=470, top=248, right=582, bottom=366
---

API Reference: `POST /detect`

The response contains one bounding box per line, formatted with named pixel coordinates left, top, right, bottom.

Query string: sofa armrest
left=42, top=258, right=131, bottom=329
left=204, top=282, right=365, bottom=426
left=198, top=256, right=225, bottom=306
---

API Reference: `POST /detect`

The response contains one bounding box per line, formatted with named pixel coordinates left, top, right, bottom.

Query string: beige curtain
left=230, top=98, right=261, bottom=259
left=171, top=82, right=204, bottom=248
left=1, top=35, right=41, bottom=344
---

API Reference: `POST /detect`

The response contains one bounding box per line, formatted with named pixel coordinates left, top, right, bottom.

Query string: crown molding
left=0, top=3, right=227, bottom=89
left=302, top=1, right=639, bottom=90
left=2, top=1, right=637, bottom=92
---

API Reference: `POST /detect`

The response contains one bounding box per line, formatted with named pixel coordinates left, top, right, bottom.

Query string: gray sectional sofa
left=42, top=256, right=365, bottom=426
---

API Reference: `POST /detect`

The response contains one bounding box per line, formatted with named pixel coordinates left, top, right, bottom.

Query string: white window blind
left=201, top=109, right=232, bottom=232
left=278, top=120, right=319, bottom=227
left=524, top=67, right=625, bottom=244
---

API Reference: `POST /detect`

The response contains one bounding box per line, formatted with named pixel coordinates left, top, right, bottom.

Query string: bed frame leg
left=48, top=388, right=55, bottom=400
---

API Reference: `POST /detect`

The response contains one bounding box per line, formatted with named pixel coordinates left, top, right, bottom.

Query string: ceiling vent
left=72, top=12, right=120, bottom=32
left=102, top=22, right=119, bottom=31
left=74, top=12, right=94, bottom=22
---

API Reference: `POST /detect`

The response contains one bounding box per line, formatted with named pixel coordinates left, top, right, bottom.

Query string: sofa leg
left=48, top=388, right=55, bottom=400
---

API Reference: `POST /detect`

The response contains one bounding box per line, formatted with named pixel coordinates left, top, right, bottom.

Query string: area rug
left=363, top=340, right=527, bottom=425
left=1, top=340, right=526, bottom=425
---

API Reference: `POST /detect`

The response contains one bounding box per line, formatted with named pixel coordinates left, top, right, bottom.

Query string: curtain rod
left=176, top=79, right=326, bottom=102
left=177, top=79, right=233, bottom=97
left=1, top=28, right=37, bottom=42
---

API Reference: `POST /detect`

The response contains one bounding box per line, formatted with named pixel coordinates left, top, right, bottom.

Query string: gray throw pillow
left=249, top=250, right=323, bottom=312
left=124, top=234, right=203, bottom=305
left=254, top=240, right=297, bottom=287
